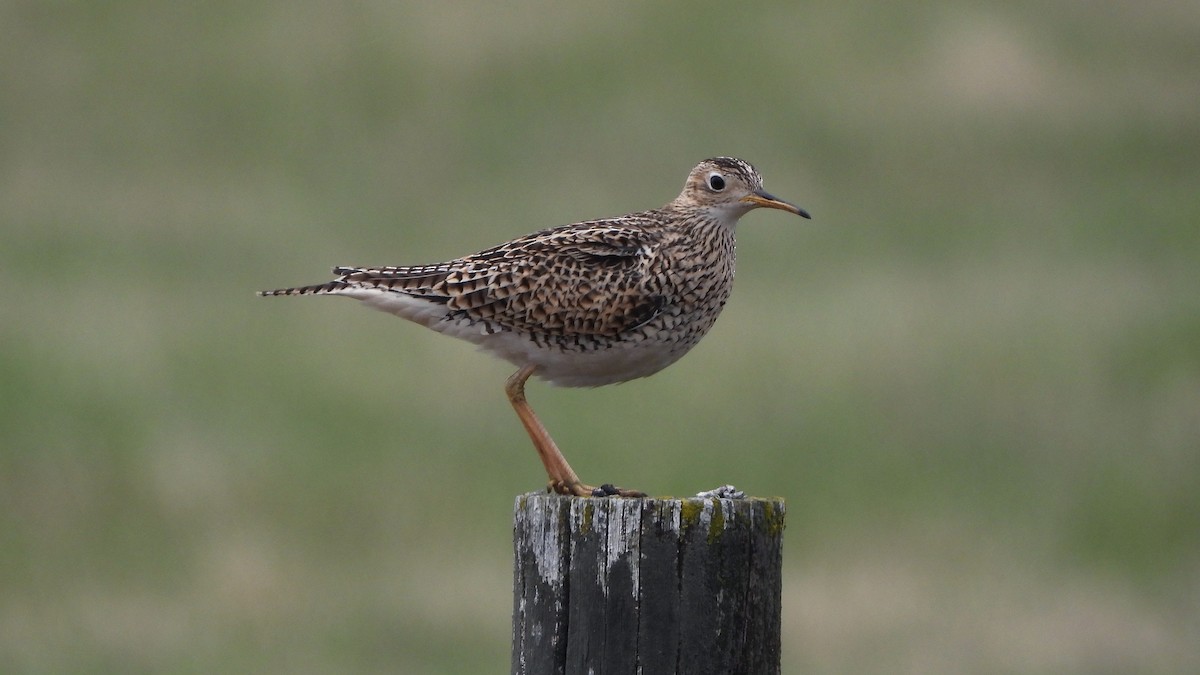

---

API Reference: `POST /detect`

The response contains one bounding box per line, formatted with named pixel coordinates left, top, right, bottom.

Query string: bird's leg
left=505, top=365, right=645, bottom=498
left=505, top=365, right=587, bottom=495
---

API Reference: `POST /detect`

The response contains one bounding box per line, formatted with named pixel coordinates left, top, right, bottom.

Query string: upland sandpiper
left=260, top=157, right=810, bottom=497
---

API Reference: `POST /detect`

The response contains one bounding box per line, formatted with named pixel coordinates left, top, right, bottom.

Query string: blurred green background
left=3, top=1, right=1198, bottom=672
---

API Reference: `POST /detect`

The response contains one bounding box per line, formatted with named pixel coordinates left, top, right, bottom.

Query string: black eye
left=707, top=173, right=726, bottom=191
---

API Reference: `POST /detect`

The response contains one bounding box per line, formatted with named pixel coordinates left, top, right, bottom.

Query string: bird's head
left=676, top=157, right=810, bottom=220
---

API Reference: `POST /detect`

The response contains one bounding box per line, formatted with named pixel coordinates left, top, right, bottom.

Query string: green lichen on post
left=758, top=498, right=786, bottom=538
left=707, top=499, right=726, bottom=544
left=679, top=497, right=780, bottom=543
left=680, top=498, right=704, bottom=532
left=578, top=499, right=595, bottom=534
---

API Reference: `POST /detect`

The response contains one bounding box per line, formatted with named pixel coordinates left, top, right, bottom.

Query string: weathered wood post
left=512, top=492, right=785, bottom=675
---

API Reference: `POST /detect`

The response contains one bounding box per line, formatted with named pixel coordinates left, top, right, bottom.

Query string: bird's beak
left=741, top=190, right=811, bottom=219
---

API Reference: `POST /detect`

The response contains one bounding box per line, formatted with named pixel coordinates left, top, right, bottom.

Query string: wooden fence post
left=511, top=492, right=785, bottom=675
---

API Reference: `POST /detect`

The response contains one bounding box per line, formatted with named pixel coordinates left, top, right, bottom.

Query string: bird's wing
left=332, top=219, right=668, bottom=338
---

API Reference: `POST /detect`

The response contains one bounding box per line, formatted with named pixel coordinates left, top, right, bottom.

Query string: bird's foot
left=548, top=480, right=646, bottom=498
left=591, top=483, right=647, bottom=498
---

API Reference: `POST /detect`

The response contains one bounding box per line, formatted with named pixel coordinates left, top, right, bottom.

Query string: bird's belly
left=529, top=341, right=693, bottom=387
left=446, top=323, right=700, bottom=387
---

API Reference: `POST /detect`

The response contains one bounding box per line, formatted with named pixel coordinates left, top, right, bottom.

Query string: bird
left=260, top=157, right=810, bottom=497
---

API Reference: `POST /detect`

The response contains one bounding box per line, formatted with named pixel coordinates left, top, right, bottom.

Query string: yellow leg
left=505, top=365, right=645, bottom=498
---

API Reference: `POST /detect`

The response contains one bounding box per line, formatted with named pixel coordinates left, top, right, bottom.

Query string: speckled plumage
left=261, top=157, right=810, bottom=496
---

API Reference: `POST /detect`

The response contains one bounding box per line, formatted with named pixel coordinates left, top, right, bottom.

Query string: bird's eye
left=707, top=173, right=726, bottom=191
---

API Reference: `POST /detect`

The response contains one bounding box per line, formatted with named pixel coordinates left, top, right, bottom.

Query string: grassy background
left=3, top=1, right=1198, bottom=672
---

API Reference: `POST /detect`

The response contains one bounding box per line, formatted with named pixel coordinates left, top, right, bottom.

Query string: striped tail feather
left=257, top=279, right=350, bottom=297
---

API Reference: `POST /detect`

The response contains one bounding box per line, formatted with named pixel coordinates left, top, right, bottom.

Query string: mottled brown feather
left=334, top=219, right=666, bottom=338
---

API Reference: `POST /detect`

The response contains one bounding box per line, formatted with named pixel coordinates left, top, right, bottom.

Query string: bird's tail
left=257, top=279, right=349, bottom=297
